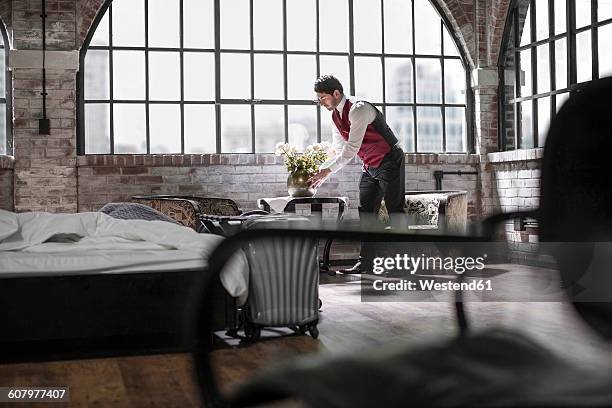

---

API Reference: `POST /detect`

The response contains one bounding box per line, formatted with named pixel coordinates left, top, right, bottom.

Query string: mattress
left=0, top=248, right=208, bottom=277
left=0, top=210, right=249, bottom=302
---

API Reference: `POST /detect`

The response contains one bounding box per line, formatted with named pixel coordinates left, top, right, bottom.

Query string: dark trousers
left=358, top=147, right=405, bottom=268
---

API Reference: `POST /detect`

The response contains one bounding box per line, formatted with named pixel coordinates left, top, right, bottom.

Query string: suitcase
left=240, top=216, right=320, bottom=341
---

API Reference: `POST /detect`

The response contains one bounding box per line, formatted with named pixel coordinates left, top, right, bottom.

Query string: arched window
left=0, top=22, right=9, bottom=156
left=500, top=0, right=612, bottom=150
left=79, top=0, right=470, bottom=154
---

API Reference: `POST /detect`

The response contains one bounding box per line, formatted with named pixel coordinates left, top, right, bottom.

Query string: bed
left=0, top=209, right=248, bottom=362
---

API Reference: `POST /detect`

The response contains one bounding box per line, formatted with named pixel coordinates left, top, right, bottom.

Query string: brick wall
left=12, top=67, right=78, bottom=212
left=487, top=148, right=543, bottom=262
left=13, top=0, right=75, bottom=50
left=0, top=156, right=13, bottom=211
left=77, top=154, right=481, bottom=222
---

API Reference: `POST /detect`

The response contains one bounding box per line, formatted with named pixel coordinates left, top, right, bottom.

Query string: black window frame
left=0, top=20, right=11, bottom=156
left=499, top=0, right=612, bottom=150
left=78, top=0, right=473, bottom=155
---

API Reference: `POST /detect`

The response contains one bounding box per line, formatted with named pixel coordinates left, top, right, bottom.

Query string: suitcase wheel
left=308, top=325, right=319, bottom=339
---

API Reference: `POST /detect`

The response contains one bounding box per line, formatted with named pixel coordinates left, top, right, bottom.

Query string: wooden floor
left=2, top=263, right=612, bottom=407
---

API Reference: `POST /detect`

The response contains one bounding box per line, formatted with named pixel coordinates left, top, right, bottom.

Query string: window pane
left=503, top=51, right=517, bottom=103
left=600, top=0, right=612, bottom=21
left=554, top=0, right=566, bottom=34
left=555, top=38, right=567, bottom=89
left=414, top=0, right=441, bottom=54
left=444, top=59, right=466, bottom=104
left=113, top=51, right=145, bottom=100
left=85, top=104, right=110, bottom=154
left=320, top=56, right=351, bottom=95
left=385, top=58, right=413, bottom=103
left=184, top=52, right=215, bottom=101
left=287, top=0, right=316, bottom=51
left=255, top=105, right=284, bottom=153
left=112, top=0, right=144, bottom=47
left=556, top=92, right=569, bottom=112
left=220, top=0, right=250, bottom=49
left=185, top=105, right=216, bottom=153
left=148, top=0, right=179, bottom=48
left=254, top=54, right=284, bottom=100
left=519, top=3, right=531, bottom=46
left=254, top=0, right=283, bottom=50
left=536, top=44, right=550, bottom=93
left=84, top=50, right=109, bottom=100
left=320, top=0, right=349, bottom=52
left=320, top=106, right=333, bottom=145
left=520, top=48, right=532, bottom=97
left=446, top=107, right=467, bottom=152
left=417, top=107, right=443, bottom=152
left=149, top=52, right=180, bottom=101
left=384, top=0, right=412, bottom=54
left=149, top=104, right=181, bottom=153
left=537, top=97, right=550, bottom=147
left=221, top=53, right=251, bottom=99
left=599, top=24, right=612, bottom=78
left=576, top=0, right=592, bottom=27
left=355, top=57, right=383, bottom=103
left=519, top=100, right=533, bottom=148
left=90, top=11, right=109, bottom=46
left=114, top=104, right=146, bottom=153
left=184, top=0, right=214, bottom=48
left=387, top=106, right=414, bottom=152
left=354, top=0, right=382, bottom=53
left=221, top=105, right=252, bottom=153
left=288, top=106, right=317, bottom=152
left=415, top=58, right=442, bottom=103
left=576, top=30, right=592, bottom=83
left=503, top=101, right=516, bottom=149
left=535, top=0, right=549, bottom=40
left=287, top=55, right=316, bottom=100
left=443, top=26, right=459, bottom=56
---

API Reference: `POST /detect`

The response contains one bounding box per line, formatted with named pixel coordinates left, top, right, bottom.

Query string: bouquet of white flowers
left=275, top=142, right=333, bottom=175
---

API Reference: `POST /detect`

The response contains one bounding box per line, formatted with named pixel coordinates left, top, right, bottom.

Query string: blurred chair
left=131, top=195, right=267, bottom=232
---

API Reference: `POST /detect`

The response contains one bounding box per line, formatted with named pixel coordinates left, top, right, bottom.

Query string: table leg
left=319, top=238, right=336, bottom=276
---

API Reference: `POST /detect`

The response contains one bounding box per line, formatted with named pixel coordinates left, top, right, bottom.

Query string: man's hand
left=308, top=168, right=332, bottom=189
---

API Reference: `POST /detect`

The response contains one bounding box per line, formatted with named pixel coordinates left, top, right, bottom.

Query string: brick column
left=472, top=68, right=501, bottom=218
left=10, top=0, right=78, bottom=213
left=12, top=66, right=77, bottom=212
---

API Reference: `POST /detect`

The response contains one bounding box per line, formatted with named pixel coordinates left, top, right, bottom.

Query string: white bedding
left=0, top=209, right=249, bottom=302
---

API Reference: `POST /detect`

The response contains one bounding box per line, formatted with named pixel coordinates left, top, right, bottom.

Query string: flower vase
left=287, top=169, right=316, bottom=197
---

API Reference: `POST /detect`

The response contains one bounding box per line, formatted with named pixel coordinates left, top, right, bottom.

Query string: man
left=309, top=75, right=405, bottom=273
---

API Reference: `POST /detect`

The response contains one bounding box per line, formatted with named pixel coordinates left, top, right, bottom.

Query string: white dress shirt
left=320, top=95, right=377, bottom=173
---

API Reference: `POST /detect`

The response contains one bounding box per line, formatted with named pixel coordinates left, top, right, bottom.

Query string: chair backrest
left=538, top=77, right=612, bottom=338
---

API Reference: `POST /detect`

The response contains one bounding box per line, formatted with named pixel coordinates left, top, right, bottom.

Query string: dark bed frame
left=0, top=268, right=233, bottom=363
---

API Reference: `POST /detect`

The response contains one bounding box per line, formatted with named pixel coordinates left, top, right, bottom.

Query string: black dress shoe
left=339, top=261, right=363, bottom=274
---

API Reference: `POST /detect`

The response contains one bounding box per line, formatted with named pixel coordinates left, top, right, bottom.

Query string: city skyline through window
left=79, top=0, right=470, bottom=154
left=501, top=0, right=612, bottom=150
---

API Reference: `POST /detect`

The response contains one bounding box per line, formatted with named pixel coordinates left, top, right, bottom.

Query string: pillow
left=0, top=208, right=19, bottom=241
left=98, top=202, right=181, bottom=225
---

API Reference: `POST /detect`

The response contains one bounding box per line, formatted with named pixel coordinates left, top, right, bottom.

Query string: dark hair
left=314, top=75, right=343, bottom=95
